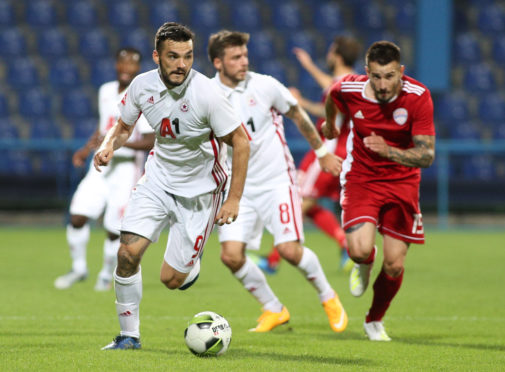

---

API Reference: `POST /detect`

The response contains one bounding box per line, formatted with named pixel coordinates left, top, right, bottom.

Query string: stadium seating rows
left=0, top=0, right=504, bottom=179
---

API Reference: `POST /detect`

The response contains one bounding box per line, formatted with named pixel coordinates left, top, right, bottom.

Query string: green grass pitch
left=0, top=227, right=504, bottom=371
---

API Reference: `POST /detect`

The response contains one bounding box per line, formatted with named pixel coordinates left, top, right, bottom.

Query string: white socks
left=114, top=267, right=143, bottom=339
left=234, top=256, right=283, bottom=313
left=180, top=258, right=201, bottom=288
left=66, top=224, right=90, bottom=274
left=97, top=238, right=120, bottom=281
left=297, top=247, right=334, bottom=302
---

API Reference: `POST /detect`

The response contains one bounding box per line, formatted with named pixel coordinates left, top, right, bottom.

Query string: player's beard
left=158, top=59, right=189, bottom=88
left=222, top=65, right=247, bottom=86
left=371, top=79, right=402, bottom=104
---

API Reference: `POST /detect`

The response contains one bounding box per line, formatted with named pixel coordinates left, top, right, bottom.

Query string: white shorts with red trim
left=121, top=175, right=222, bottom=273
left=218, top=183, right=304, bottom=249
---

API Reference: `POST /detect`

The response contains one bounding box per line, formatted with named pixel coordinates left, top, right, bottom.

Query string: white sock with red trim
left=114, top=267, right=142, bottom=339
left=297, top=247, right=334, bottom=302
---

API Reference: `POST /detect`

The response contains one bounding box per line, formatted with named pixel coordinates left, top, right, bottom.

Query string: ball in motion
left=184, top=311, right=232, bottom=356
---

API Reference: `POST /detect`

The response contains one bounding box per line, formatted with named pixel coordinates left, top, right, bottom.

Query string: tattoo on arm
left=120, top=232, right=142, bottom=245
left=387, top=135, right=435, bottom=168
left=285, top=105, right=323, bottom=150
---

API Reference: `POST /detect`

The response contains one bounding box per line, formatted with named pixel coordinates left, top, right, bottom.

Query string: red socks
left=366, top=268, right=404, bottom=323
left=267, top=246, right=281, bottom=267
left=306, top=205, right=347, bottom=250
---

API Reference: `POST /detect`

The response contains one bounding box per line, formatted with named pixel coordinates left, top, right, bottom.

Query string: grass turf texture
left=0, top=227, right=504, bottom=371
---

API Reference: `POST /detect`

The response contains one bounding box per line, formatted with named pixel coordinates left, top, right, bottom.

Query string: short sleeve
left=118, top=77, right=142, bottom=126
left=411, top=91, right=436, bottom=136
left=207, top=86, right=242, bottom=138
left=329, top=79, right=349, bottom=116
left=266, top=76, right=297, bottom=114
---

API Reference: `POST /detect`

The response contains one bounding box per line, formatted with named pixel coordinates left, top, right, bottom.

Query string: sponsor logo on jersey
left=147, top=96, right=154, bottom=104
left=180, top=99, right=189, bottom=112
left=393, top=108, right=408, bottom=125
left=354, top=110, right=364, bottom=119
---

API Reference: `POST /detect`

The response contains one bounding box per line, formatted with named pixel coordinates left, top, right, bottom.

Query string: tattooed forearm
left=387, top=135, right=435, bottom=168
left=285, top=105, right=323, bottom=150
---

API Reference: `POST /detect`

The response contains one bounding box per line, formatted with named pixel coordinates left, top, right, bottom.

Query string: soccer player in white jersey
left=208, top=30, right=348, bottom=333
left=54, top=48, right=155, bottom=292
left=96, top=23, right=250, bottom=350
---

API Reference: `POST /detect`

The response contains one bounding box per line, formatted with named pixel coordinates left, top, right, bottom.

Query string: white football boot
left=363, top=321, right=392, bottom=341
left=54, top=270, right=88, bottom=289
left=349, top=245, right=377, bottom=297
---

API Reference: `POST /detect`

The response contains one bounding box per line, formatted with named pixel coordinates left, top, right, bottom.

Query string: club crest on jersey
left=180, top=99, right=189, bottom=112
left=393, top=108, right=408, bottom=125
left=248, top=96, right=256, bottom=106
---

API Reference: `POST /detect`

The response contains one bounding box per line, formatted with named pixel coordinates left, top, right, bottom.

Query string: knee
left=347, top=240, right=374, bottom=263
left=117, top=246, right=140, bottom=276
left=70, top=215, right=88, bottom=228
left=160, top=276, right=182, bottom=290
left=220, top=250, right=245, bottom=272
left=277, top=242, right=302, bottom=265
left=383, top=261, right=404, bottom=277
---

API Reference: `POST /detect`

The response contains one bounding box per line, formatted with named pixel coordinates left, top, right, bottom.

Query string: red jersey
left=329, top=74, right=435, bottom=184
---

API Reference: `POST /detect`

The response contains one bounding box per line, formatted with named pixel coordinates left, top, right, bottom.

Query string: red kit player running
left=322, top=41, right=435, bottom=341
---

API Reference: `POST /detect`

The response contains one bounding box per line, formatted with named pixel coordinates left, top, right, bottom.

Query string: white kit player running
left=54, top=48, right=155, bottom=291
left=208, top=30, right=348, bottom=333
left=96, top=23, right=249, bottom=350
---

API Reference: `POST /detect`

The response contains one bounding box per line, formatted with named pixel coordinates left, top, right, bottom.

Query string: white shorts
left=70, top=158, right=140, bottom=234
left=218, top=183, right=304, bottom=250
left=121, top=175, right=223, bottom=273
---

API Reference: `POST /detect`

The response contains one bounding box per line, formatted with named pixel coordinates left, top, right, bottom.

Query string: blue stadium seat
left=120, top=28, right=152, bottom=61
left=149, top=2, right=181, bottom=29
left=365, top=30, right=397, bottom=47
left=230, top=1, right=262, bottom=31
left=107, top=1, right=139, bottom=29
left=477, top=93, right=505, bottom=126
left=435, top=92, right=470, bottom=124
left=7, top=58, right=40, bottom=90
left=477, top=4, right=505, bottom=35
left=463, top=154, right=496, bottom=180
left=25, top=0, right=58, bottom=28
left=453, top=7, right=469, bottom=33
left=38, top=28, right=70, bottom=60
left=0, top=27, right=27, bottom=57
left=0, top=119, right=19, bottom=139
left=0, top=93, right=9, bottom=117
left=72, top=117, right=97, bottom=139
left=190, top=1, right=221, bottom=32
left=66, top=0, right=98, bottom=29
left=463, top=63, right=496, bottom=93
left=61, top=90, right=94, bottom=119
left=272, top=1, right=302, bottom=30
left=394, top=1, right=416, bottom=34
left=6, top=150, right=32, bottom=175
left=453, top=33, right=482, bottom=65
left=313, top=2, right=345, bottom=32
left=0, top=1, right=15, bottom=27
left=18, top=88, right=52, bottom=118
left=247, top=31, right=276, bottom=61
left=448, top=121, right=481, bottom=140
left=258, top=60, right=288, bottom=85
left=491, top=36, right=505, bottom=64
left=48, top=58, right=82, bottom=91
left=30, top=119, right=62, bottom=139
left=492, top=124, right=505, bottom=139
left=355, top=3, right=385, bottom=31
left=37, top=151, right=70, bottom=175
left=285, top=31, right=317, bottom=59
left=90, top=58, right=116, bottom=88
left=79, top=29, right=111, bottom=60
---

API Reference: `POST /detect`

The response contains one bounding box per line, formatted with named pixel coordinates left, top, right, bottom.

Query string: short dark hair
left=116, top=47, right=142, bottom=62
left=365, top=41, right=401, bottom=66
left=332, top=36, right=361, bottom=67
left=155, top=22, right=194, bottom=53
left=207, top=30, right=250, bottom=62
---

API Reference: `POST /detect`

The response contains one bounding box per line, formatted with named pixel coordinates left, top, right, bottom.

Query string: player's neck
left=333, top=65, right=354, bottom=79
left=219, top=73, right=240, bottom=89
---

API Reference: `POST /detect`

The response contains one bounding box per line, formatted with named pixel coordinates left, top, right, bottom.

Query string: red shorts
left=298, top=149, right=341, bottom=200
left=340, top=180, right=425, bottom=244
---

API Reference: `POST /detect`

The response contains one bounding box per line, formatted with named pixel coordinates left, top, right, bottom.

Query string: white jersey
left=98, top=81, right=152, bottom=158
left=119, top=69, right=242, bottom=197
left=212, top=71, right=298, bottom=193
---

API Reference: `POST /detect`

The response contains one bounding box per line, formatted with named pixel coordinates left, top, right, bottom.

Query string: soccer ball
left=184, top=311, right=232, bottom=357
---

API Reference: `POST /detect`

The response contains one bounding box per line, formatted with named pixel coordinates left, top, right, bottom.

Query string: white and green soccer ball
left=184, top=311, right=232, bottom=357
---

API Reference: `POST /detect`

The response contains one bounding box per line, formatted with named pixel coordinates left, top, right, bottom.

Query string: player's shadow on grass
left=398, top=335, right=505, bottom=352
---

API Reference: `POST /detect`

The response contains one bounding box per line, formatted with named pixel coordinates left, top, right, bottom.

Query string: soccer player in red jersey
left=322, top=41, right=435, bottom=341
left=261, top=36, right=362, bottom=273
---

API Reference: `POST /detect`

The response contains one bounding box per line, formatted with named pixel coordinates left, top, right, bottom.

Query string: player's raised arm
left=93, top=118, right=134, bottom=171
left=321, top=93, right=341, bottom=140
left=215, top=124, right=250, bottom=226
left=285, top=104, right=342, bottom=176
